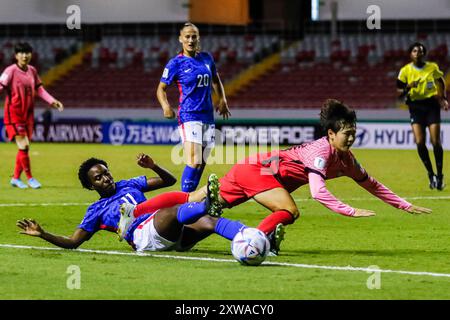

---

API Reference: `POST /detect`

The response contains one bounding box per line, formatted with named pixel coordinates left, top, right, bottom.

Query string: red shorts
left=219, top=162, right=283, bottom=207
left=4, top=122, right=33, bottom=141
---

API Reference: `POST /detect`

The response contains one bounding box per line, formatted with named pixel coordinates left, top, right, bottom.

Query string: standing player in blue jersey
left=157, top=22, right=231, bottom=193
left=16, top=153, right=252, bottom=253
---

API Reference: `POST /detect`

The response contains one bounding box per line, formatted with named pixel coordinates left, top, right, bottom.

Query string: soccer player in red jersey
left=190, top=99, right=432, bottom=254
left=0, top=42, right=64, bottom=189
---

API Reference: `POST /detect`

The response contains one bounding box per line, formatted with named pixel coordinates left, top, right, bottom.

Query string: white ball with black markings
left=231, top=227, right=270, bottom=266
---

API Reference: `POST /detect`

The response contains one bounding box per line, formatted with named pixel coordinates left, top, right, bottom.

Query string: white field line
left=1, top=195, right=449, bottom=207
left=1, top=243, right=450, bottom=279
left=0, top=203, right=91, bottom=207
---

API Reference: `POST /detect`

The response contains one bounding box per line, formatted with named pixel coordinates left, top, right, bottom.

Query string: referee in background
left=397, top=42, right=448, bottom=190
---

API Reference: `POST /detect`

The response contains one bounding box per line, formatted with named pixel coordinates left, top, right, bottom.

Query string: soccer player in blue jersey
left=16, top=154, right=250, bottom=253
left=157, top=22, right=231, bottom=193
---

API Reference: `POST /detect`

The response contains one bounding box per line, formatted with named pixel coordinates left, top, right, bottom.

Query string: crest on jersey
left=314, top=157, right=326, bottom=170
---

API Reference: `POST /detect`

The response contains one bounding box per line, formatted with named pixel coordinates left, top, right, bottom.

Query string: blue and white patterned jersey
left=160, top=52, right=217, bottom=124
left=78, top=176, right=149, bottom=234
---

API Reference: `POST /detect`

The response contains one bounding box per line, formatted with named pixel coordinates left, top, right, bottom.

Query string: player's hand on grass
left=353, top=208, right=376, bottom=217
left=405, top=205, right=432, bottom=215
left=216, top=99, right=231, bottom=120
left=52, top=100, right=64, bottom=112
left=17, top=218, right=43, bottom=237
left=137, top=153, right=156, bottom=169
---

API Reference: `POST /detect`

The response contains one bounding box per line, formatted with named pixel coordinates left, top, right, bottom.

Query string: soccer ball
left=231, top=227, right=270, bottom=266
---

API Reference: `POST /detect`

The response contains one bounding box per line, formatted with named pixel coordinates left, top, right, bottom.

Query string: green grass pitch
left=1, top=142, right=450, bottom=299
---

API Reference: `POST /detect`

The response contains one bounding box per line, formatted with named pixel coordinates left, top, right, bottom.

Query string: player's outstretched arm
left=308, top=172, right=371, bottom=217
left=16, top=218, right=92, bottom=249
left=137, top=153, right=177, bottom=190
left=405, top=205, right=432, bottom=215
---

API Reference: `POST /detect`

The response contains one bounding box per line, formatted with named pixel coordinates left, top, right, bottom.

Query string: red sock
left=13, top=150, right=23, bottom=179
left=18, top=149, right=32, bottom=179
left=257, top=210, right=295, bottom=234
left=134, top=191, right=189, bottom=217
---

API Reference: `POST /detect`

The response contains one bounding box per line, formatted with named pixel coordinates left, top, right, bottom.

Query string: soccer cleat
left=117, top=202, right=136, bottom=241
left=267, top=223, right=285, bottom=256
left=10, top=178, right=28, bottom=189
left=428, top=174, right=437, bottom=190
left=436, top=175, right=445, bottom=191
left=27, top=178, right=42, bottom=189
left=206, top=173, right=222, bottom=217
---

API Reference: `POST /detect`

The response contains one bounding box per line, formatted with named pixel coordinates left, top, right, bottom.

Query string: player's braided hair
left=320, top=99, right=356, bottom=134
left=78, top=158, right=108, bottom=190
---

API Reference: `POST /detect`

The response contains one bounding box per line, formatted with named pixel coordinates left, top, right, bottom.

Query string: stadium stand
left=0, top=37, right=82, bottom=72
left=230, top=33, right=450, bottom=109
left=6, top=31, right=447, bottom=111
left=44, top=35, right=281, bottom=109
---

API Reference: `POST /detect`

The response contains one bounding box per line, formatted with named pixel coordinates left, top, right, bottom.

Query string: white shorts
left=132, top=212, right=179, bottom=252
left=178, top=121, right=215, bottom=148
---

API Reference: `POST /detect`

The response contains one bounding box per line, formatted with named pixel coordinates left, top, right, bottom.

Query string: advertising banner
left=353, top=123, right=450, bottom=150
left=0, top=120, right=102, bottom=143
left=1, top=119, right=449, bottom=150
left=217, top=125, right=319, bottom=145
left=102, top=120, right=180, bottom=145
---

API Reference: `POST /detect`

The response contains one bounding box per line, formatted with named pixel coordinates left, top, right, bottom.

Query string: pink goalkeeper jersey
left=0, top=64, right=55, bottom=124
left=263, top=137, right=412, bottom=216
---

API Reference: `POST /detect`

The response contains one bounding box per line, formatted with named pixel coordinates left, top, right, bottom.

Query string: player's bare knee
left=15, top=138, right=29, bottom=150
left=431, top=141, right=442, bottom=149
left=289, top=208, right=300, bottom=220
left=415, top=141, right=426, bottom=148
